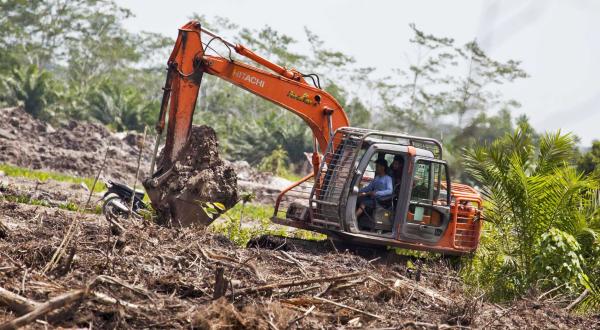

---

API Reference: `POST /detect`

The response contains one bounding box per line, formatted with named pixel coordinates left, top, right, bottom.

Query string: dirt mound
left=0, top=201, right=596, bottom=329
left=145, top=125, right=238, bottom=227
left=0, top=106, right=288, bottom=206
left=0, top=106, right=151, bottom=183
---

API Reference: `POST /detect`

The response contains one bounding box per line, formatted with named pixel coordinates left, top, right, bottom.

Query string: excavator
left=144, top=21, right=483, bottom=256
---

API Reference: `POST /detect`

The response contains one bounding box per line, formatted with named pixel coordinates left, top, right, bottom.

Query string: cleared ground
left=0, top=106, right=598, bottom=328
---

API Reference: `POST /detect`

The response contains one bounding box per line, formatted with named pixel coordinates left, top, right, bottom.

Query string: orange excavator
left=145, top=21, right=483, bottom=255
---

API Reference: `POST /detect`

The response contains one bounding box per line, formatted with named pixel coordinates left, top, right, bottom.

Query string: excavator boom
left=153, top=21, right=348, bottom=175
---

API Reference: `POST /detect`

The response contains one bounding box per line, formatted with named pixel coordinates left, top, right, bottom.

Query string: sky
left=117, top=0, right=600, bottom=145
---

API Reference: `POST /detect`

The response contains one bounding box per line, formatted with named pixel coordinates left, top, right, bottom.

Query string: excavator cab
left=273, top=127, right=483, bottom=255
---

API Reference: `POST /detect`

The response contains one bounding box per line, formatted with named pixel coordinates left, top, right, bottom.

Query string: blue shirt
left=359, top=174, right=393, bottom=198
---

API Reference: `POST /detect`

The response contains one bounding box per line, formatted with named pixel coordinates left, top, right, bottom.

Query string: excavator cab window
left=402, top=159, right=451, bottom=242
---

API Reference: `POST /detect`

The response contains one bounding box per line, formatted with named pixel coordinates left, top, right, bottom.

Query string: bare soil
left=0, top=107, right=151, bottom=184
left=0, top=106, right=291, bottom=205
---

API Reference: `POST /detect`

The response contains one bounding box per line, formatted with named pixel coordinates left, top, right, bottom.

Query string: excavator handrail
left=331, top=127, right=444, bottom=159
left=273, top=173, right=314, bottom=216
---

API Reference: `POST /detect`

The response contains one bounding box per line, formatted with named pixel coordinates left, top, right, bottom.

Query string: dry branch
left=235, top=271, right=361, bottom=296
left=199, top=247, right=264, bottom=281
left=286, top=305, right=315, bottom=329
left=375, top=321, right=471, bottom=329
left=391, top=273, right=452, bottom=306
left=0, top=289, right=87, bottom=330
left=566, top=289, right=589, bottom=311
left=91, top=291, right=144, bottom=312
left=0, top=287, right=38, bottom=315
left=282, top=303, right=337, bottom=319
left=279, top=251, right=307, bottom=277
left=93, top=275, right=154, bottom=299
left=367, top=276, right=404, bottom=296
left=313, top=296, right=382, bottom=320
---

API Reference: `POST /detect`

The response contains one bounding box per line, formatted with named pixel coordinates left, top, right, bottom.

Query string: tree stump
left=0, top=220, right=8, bottom=239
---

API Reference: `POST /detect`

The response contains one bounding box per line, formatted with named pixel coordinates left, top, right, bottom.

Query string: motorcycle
left=101, top=180, right=147, bottom=220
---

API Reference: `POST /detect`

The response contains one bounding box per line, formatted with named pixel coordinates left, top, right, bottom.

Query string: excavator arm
left=145, top=21, right=350, bottom=226
left=152, top=21, right=349, bottom=177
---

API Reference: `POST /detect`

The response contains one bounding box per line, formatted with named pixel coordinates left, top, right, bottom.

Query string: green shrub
left=534, top=228, right=587, bottom=291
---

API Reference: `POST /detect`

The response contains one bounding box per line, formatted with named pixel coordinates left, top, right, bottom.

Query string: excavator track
left=245, top=234, right=458, bottom=266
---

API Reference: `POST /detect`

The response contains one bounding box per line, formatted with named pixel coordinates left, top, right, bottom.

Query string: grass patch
left=0, top=163, right=105, bottom=192
left=2, top=193, right=102, bottom=214
left=210, top=202, right=326, bottom=246
left=278, top=171, right=305, bottom=182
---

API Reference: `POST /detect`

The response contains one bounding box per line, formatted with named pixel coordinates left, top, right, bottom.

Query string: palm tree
left=463, top=124, right=600, bottom=309
left=89, top=82, right=150, bottom=131
left=2, top=64, right=59, bottom=120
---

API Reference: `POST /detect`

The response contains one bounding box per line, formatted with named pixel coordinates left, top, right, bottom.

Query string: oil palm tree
left=89, top=82, right=150, bottom=131
left=2, top=64, right=59, bottom=120
left=463, top=124, right=600, bottom=310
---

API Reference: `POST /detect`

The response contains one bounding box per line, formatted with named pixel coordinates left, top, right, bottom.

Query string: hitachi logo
left=232, top=70, right=265, bottom=88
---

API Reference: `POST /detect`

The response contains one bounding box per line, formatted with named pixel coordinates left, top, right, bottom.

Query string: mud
left=144, top=125, right=238, bottom=227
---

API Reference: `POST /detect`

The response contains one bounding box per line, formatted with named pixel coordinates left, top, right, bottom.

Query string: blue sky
left=118, top=0, right=600, bottom=145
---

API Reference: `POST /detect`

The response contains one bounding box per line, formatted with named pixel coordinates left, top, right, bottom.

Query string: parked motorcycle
left=101, top=180, right=146, bottom=220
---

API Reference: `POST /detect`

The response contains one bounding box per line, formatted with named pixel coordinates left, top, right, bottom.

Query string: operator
left=390, top=155, right=404, bottom=188
left=355, top=159, right=393, bottom=218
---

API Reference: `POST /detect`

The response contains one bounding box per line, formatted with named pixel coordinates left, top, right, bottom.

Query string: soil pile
left=0, top=202, right=596, bottom=329
left=145, top=125, right=238, bottom=227
left=0, top=106, right=151, bottom=183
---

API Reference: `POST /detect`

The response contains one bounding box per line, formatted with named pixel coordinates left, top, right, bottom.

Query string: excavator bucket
left=144, top=22, right=238, bottom=227
left=144, top=126, right=238, bottom=227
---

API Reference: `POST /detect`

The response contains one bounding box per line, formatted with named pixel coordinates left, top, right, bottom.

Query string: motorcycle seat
left=108, top=180, right=145, bottom=198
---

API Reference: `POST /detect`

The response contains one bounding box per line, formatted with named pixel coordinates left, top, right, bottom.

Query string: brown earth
left=0, top=106, right=291, bottom=205
left=0, top=107, right=152, bottom=184
left=0, top=201, right=597, bottom=329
